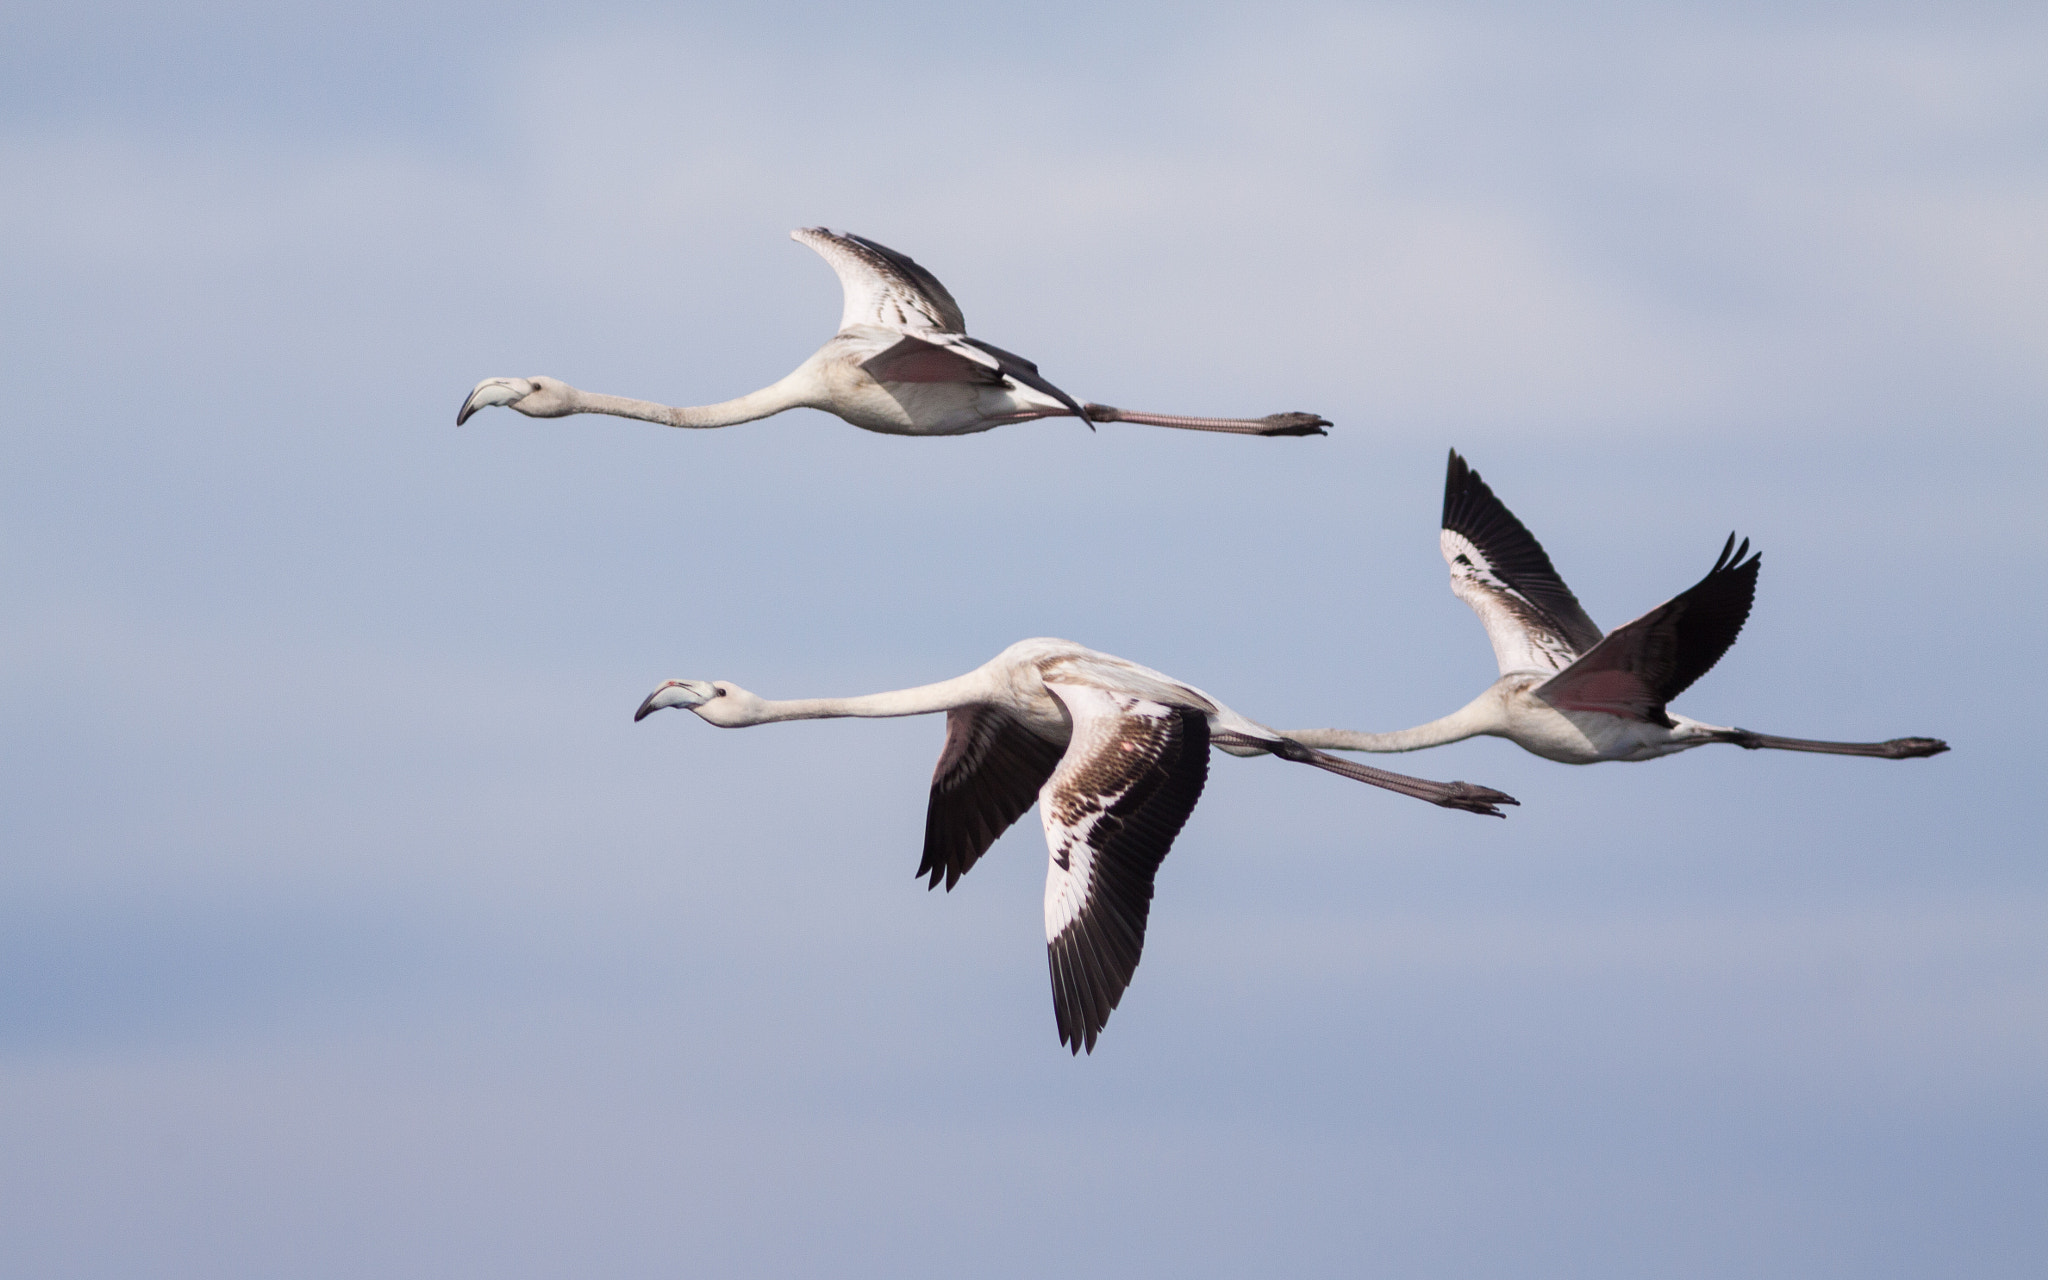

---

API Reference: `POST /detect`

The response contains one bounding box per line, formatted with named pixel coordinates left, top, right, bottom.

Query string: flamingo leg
left=1083, top=404, right=1331, bottom=437
left=1719, top=731, right=1949, bottom=759
left=1213, top=731, right=1516, bottom=815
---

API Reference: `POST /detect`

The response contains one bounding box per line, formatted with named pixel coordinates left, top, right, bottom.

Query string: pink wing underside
left=1536, top=645, right=1660, bottom=720
left=862, top=338, right=993, bottom=385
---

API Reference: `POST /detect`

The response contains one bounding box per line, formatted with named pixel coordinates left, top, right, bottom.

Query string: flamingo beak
left=635, top=680, right=716, bottom=721
left=456, top=378, right=532, bottom=425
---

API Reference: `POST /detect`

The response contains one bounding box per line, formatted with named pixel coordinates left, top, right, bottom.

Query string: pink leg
left=1719, top=730, right=1949, bottom=758
left=1083, top=403, right=1330, bottom=437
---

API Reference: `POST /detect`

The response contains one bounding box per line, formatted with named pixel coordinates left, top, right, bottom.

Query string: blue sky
left=1, top=3, right=2042, bottom=1276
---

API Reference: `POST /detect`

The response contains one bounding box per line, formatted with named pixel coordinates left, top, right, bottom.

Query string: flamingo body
left=1282, top=452, right=1949, bottom=766
left=635, top=638, right=1514, bottom=1053
left=459, top=229, right=1332, bottom=439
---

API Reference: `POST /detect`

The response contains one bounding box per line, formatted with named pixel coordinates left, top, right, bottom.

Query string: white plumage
left=458, top=228, right=1333, bottom=439
left=1283, top=451, right=1950, bottom=765
left=635, top=638, right=1515, bottom=1053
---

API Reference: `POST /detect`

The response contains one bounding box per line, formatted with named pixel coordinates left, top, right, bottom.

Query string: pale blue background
left=1, top=3, right=2041, bottom=1276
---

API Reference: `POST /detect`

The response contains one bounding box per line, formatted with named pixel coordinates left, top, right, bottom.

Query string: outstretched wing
left=860, top=335, right=1006, bottom=387
left=920, top=705, right=1065, bottom=891
left=1039, top=684, right=1209, bottom=1055
left=1441, top=449, right=1606, bottom=675
left=955, top=337, right=1091, bottom=423
left=792, top=227, right=968, bottom=334
left=1535, top=534, right=1760, bottom=726
left=857, top=334, right=1091, bottom=423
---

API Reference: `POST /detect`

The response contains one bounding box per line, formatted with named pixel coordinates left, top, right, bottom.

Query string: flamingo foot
left=1434, top=781, right=1519, bottom=817
left=1254, top=412, right=1332, bottom=437
left=1877, top=737, right=1950, bottom=758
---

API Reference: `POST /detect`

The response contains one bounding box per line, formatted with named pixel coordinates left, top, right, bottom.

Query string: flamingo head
left=634, top=679, right=721, bottom=722
left=456, top=375, right=574, bottom=424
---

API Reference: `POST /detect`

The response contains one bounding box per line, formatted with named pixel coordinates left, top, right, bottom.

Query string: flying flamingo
left=1280, top=451, right=1949, bottom=765
left=457, top=228, right=1331, bottom=438
left=633, top=638, right=1514, bottom=1053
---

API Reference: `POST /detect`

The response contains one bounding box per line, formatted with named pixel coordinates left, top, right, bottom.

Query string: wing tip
left=1701, top=532, right=1763, bottom=600
left=1635, top=529, right=1765, bottom=709
left=1443, top=448, right=1470, bottom=529
left=915, top=840, right=976, bottom=892
left=1050, top=936, right=1104, bottom=1055
left=1440, top=447, right=1506, bottom=537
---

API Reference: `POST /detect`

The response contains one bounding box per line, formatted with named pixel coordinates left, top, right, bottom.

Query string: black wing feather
left=956, top=337, right=1092, bottom=425
left=1651, top=533, right=1761, bottom=709
left=920, top=707, right=1063, bottom=891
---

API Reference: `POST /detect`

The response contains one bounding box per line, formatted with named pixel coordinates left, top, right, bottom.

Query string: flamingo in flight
left=634, top=638, right=1514, bottom=1053
left=1281, top=451, right=1950, bottom=765
left=458, top=228, right=1332, bottom=439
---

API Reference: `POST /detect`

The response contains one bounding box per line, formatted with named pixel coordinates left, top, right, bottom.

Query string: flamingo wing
left=858, top=333, right=1091, bottom=423
left=954, top=337, right=1091, bottom=423
left=1535, top=535, right=1760, bottom=725
left=860, top=334, right=1006, bottom=386
left=1441, top=449, right=1606, bottom=675
left=792, top=227, right=968, bottom=334
left=920, top=705, right=1065, bottom=891
left=1038, top=684, right=1209, bottom=1054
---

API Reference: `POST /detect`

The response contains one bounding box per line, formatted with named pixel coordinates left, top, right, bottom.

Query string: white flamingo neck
left=566, top=369, right=822, bottom=429
left=693, top=671, right=993, bottom=728
left=1282, top=688, right=1507, bottom=753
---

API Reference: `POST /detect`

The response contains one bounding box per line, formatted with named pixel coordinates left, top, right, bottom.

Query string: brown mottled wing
left=1536, top=535, right=1761, bottom=726
left=1441, top=449, right=1605, bottom=674
left=920, top=706, right=1065, bottom=891
left=792, top=227, right=967, bottom=333
left=1039, top=684, right=1209, bottom=1055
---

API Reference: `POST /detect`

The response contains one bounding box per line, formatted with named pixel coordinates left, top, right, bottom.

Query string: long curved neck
left=701, top=673, right=987, bottom=728
left=565, top=370, right=820, bottom=429
left=1280, top=692, right=1503, bottom=754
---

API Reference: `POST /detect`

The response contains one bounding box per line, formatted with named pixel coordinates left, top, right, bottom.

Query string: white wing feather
left=1443, top=528, right=1587, bottom=677
left=791, top=227, right=964, bottom=334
